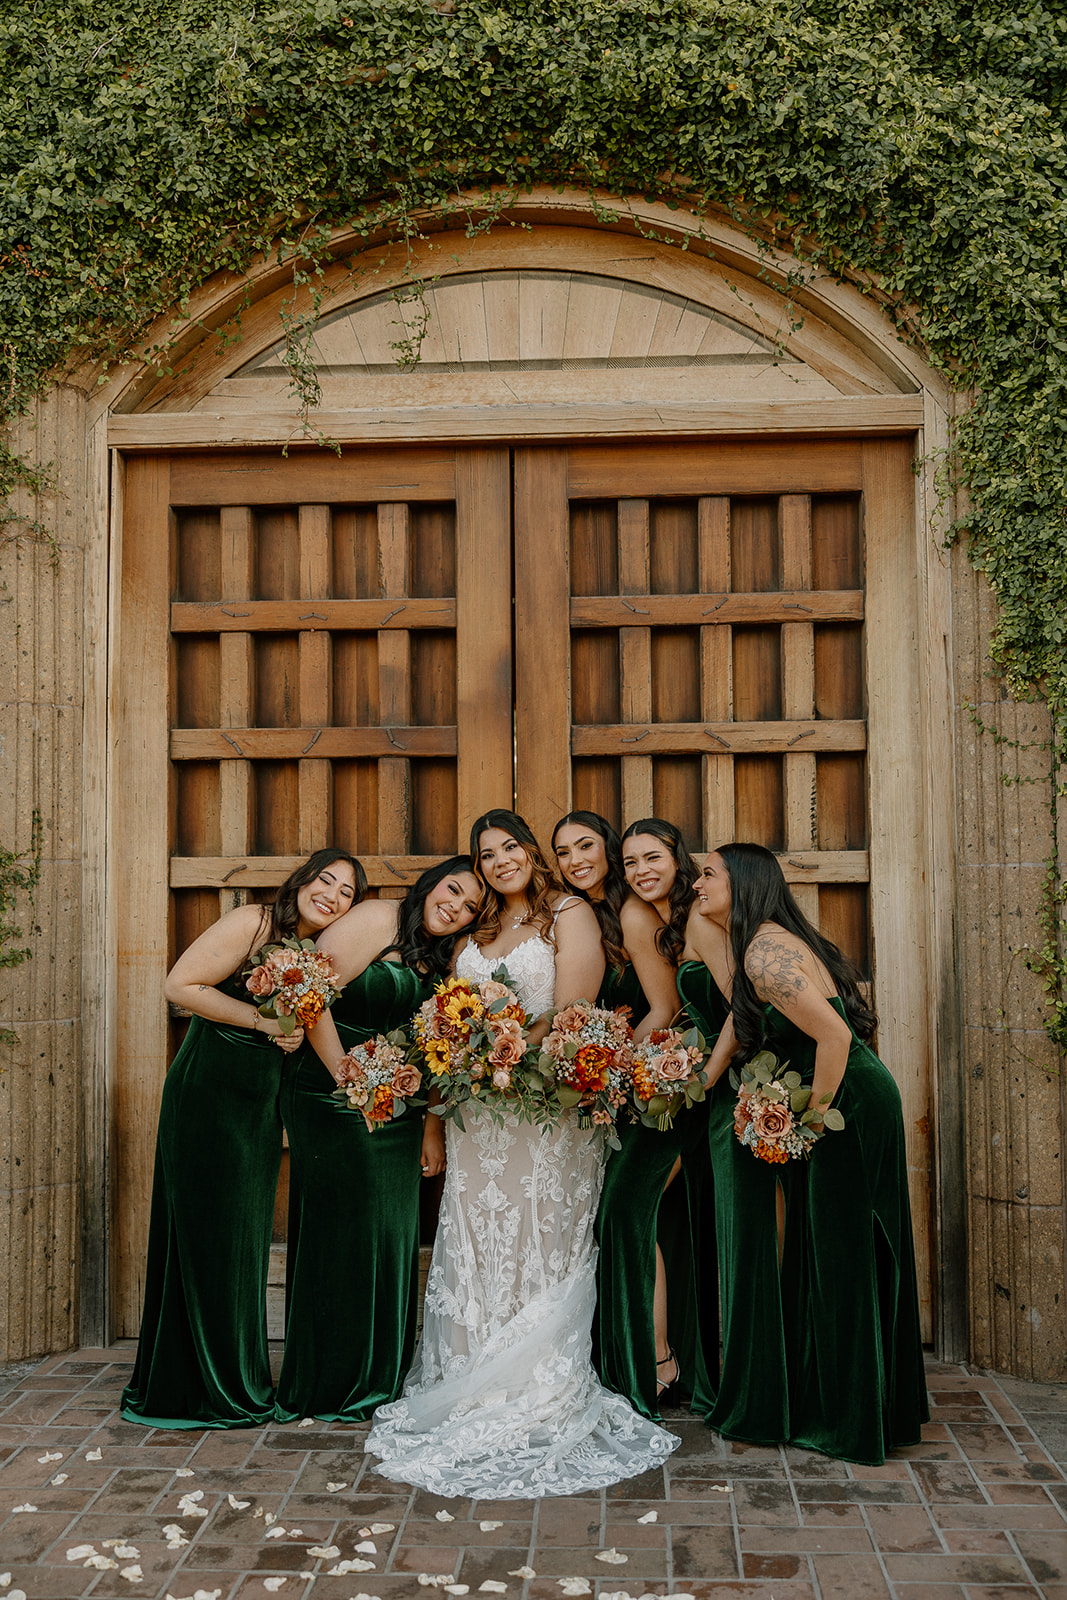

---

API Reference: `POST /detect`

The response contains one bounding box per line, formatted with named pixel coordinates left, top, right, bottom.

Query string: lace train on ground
left=365, top=931, right=679, bottom=1498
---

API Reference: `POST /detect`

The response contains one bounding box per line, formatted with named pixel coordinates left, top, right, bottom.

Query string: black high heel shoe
left=656, top=1347, right=681, bottom=1408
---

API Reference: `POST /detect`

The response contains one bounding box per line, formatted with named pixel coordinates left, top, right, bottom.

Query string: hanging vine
left=1, top=0, right=1065, bottom=1041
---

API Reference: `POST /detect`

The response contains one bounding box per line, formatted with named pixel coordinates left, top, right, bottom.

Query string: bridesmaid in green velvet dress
left=552, top=812, right=721, bottom=1420
left=679, top=843, right=929, bottom=1465
left=275, top=856, right=481, bottom=1422
left=122, top=848, right=365, bottom=1429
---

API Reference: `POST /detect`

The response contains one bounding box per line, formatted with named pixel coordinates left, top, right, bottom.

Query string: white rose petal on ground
left=434, top=1510, right=455, bottom=1522
left=120, top=1565, right=144, bottom=1583
left=507, top=1571, right=536, bottom=1581
left=37, top=1452, right=63, bottom=1464
left=264, top=1513, right=277, bottom=1526
left=287, top=1530, right=304, bottom=1539
left=601, top=1592, right=634, bottom=1600
left=263, top=1581, right=286, bottom=1592
left=442, top=1588, right=469, bottom=1597
left=227, top=1495, right=251, bottom=1511
left=325, top=1482, right=347, bottom=1493
left=51, top=1473, right=69, bottom=1485
left=709, top=1483, right=733, bottom=1493
left=0, top=1573, right=10, bottom=1587
left=85, top=1449, right=103, bottom=1462
left=479, top=1585, right=508, bottom=1594
left=637, top=1510, right=658, bottom=1523
left=558, top=1582, right=591, bottom=1598
left=307, top=1546, right=340, bottom=1560
left=595, top=1549, right=628, bottom=1564
left=297, top=1418, right=316, bottom=1428
left=66, top=1547, right=97, bottom=1562
left=112, top=1545, right=140, bottom=1559
left=264, top=1528, right=286, bottom=1540
left=162, top=1526, right=189, bottom=1549
left=417, top=1579, right=454, bottom=1590
left=354, top=1541, right=376, bottom=1554
left=8, top=1591, right=26, bottom=1600
left=478, top=1522, right=503, bottom=1532
left=11, top=1506, right=37, bottom=1515
left=175, top=1468, right=195, bottom=1478
left=327, top=1561, right=375, bottom=1576
left=84, top=1557, right=119, bottom=1571
left=369, top=1523, right=394, bottom=1534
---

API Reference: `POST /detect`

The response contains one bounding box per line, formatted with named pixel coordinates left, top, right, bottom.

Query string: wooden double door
left=114, top=434, right=929, bottom=1333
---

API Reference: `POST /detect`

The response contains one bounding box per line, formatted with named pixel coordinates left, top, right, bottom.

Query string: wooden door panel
left=114, top=445, right=510, bottom=1334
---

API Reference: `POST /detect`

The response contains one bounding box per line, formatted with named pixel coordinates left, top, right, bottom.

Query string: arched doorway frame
left=79, top=189, right=964, bottom=1357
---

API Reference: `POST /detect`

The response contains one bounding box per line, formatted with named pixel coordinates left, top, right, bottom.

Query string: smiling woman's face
left=477, top=828, right=534, bottom=898
left=553, top=822, right=609, bottom=897
left=295, top=861, right=359, bottom=932
left=422, top=870, right=481, bottom=937
left=695, top=852, right=732, bottom=924
left=621, top=833, right=677, bottom=906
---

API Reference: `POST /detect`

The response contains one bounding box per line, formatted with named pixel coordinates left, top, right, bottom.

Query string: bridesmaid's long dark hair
left=380, top=856, right=477, bottom=981
left=267, top=848, right=367, bottom=944
left=469, top=808, right=562, bottom=946
left=717, top=842, right=876, bottom=1055
left=551, top=810, right=627, bottom=975
left=620, top=817, right=698, bottom=966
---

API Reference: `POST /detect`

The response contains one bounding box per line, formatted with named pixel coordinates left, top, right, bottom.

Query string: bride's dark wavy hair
left=469, top=808, right=562, bottom=946
left=265, top=848, right=367, bottom=946
left=620, top=817, right=697, bottom=966
left=551, top=810, right=627, bottom=975
left=378, top=855, right=477, bottom=981
left=717, top=842, right=876, bottom=1056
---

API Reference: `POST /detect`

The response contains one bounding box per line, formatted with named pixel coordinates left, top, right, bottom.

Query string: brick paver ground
left=1, top=1349, right=1065, bottom=1599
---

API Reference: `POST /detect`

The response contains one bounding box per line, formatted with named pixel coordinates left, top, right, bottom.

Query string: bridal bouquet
left=537, top=1001, right=635, bottom=1149
left=631, top=1024, right=709, bottom=1132
left=415, top=969, right=552, bottom=1128
left=331, top=1031, right=423, bottom=1132
left=244, top=939, right=341, bottom=1034
left=730, top=1049, right=845, bottom=1163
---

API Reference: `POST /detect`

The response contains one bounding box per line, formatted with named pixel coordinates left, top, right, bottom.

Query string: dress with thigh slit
left=592, top=962, right=728, bottom=1419
left=677, top=960, right=929, bottom=1466
left=275, top=959, right=431, bottom=1422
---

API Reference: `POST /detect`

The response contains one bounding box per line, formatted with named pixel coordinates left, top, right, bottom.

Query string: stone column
left=0, top=387, right=88, bottom=1361
left=954, top=548, right=1067, bottom=1380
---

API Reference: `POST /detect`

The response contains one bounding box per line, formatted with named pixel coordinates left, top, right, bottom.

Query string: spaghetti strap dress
left=366, top=908, right=678, bottom=1497
left=677, top=961, right=929, bottom=1465
left=122, top=972, right=284, bottom=1428
left=275, top=959, right=431, bottom=1422
left=593, top=962, right=728, bottom=1419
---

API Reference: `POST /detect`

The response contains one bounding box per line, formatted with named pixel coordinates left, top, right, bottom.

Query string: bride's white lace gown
left=365, top=922, right=679, bottom=1498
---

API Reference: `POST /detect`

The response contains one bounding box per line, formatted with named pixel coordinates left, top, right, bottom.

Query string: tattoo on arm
left=745, top=936, right=808, bottom=1010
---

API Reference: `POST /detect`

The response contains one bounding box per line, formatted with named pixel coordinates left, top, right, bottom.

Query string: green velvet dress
left=122, top=973, right=284, bottom=1428
left=275, top=959, right=431, bottom=1422
left=677, top=961, right=929, bottom=1465
left=592, top=962, right=729, bottom=1420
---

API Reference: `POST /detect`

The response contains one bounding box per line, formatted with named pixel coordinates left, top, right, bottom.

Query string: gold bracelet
left=252, top=1010, right=260, bottom=1031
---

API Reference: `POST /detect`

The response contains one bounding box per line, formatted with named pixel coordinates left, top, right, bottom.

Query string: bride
left=366, top=808, right=679, bottom=1498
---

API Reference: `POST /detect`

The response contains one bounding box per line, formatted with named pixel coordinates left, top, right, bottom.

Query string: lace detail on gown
left=365, top=922, right=679, bottom=1498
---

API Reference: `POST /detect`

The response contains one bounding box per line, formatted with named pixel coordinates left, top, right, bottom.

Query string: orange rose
left=246, top=965, right=274, bottom=997
left=391, top=1064, right=422, bottom=1098
left=751, top=1101, right=792, bottom=1142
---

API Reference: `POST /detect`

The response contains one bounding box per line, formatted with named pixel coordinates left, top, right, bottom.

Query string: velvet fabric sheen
left=275, top=958, right=432, bottom=1422
left=592, top=961, right=729, bottom=1420
left=677, top=961, right=930, bottom=1465
left=122, top=973, right=283, bottom=1428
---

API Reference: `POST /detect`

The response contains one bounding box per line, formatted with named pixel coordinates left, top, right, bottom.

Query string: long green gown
left=592, top=962, right=729, bottom=1420
left=122, top=973, right=284, bottom=1428
left=275, top=959, right=431, bottom=1422
left=677, top=960, right=929, bottom=1465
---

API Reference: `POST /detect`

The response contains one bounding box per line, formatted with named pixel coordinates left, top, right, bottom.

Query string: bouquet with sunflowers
left=631, top=1024, right=709, bottom=1132
left=730, top=1049, right=845, bottom=1163
left=413, top=968, right=553, bottom=1128
left=244, top=939, right=341, bottom=1034
left=536, top=1001, right=635, bottom=1149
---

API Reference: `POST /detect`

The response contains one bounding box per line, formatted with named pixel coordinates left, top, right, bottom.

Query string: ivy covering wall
left=1, top=0, right=1065, bottom=1035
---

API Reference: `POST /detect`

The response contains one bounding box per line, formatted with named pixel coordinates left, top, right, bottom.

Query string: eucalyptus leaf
left=823, top=1108, right=846, bottom=1131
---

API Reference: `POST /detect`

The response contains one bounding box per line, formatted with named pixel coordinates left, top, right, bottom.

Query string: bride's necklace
left=507, top=907, right=530, bottom=928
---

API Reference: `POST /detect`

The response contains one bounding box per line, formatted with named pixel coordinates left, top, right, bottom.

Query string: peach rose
left=480, top=980, right=511, bottom=1003
left=552, top=1005, right=588, bottom=1034
left=491, top=1066, right=513, bottom=1090
left=655, top=1048, right=692, bottom=1083
left=266, top=948, right=294, bottom=971
left=391, top=1064, right=422, bottom=1098
left=751, top=1100, right=793, bottom=1142
left=489, top=1033, right=525, bottom=1070
left=489, top=1015, right=524, bottom=1046
left=246, top=965, right=274, bottom=997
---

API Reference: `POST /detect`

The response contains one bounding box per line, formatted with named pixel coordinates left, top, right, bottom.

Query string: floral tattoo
left=744, top=935, right=808, bottom=1010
